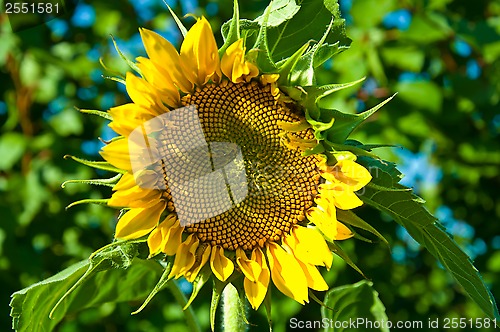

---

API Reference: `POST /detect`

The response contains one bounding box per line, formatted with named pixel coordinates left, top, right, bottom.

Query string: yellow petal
left=321, top=160, right=372, bottom=191
left=336, top=221, right=354, bottom=240
left=210, top=245, right=234, bottom=281
left=236, top=248, right=261, bottom=282
left=108, top=184, right=161, bottom=208
left=306, top=203, right=338, bottom=242
left=112, top=173, right=136, bottom=191
left=99, top=138, right=132, bottom=172
left=297, top=261, right=329, bottom=291
left=115, top=200, right=166, bottom=239
left=147, top=226, right=163, bottom=257
left=125, top=72, right=168, bottom=115
left=286, top=225, right=333, bottom=270
left=185, top=244, right=211, bottom=282
left=108, top=103, right=155, bottom=137
left=221, top=39, right=259, bottom=83
left=266, top=242, right=308, bottom=304
left=260, top=74, right=279, bottom=85
left=169, top=234, right=198, bottom=279
left=162, top=223, right=184, bottom=255
left=324, top=185, right=363, bottom=210
left=243, top=248, right=270, bottom=310
left=180, top=17, right=220, bottom=86
left=147, top=214, right=181, bottom=257
left=136, top=57, right=180, bottom=107
left=139, top=28, right=193, bottom=93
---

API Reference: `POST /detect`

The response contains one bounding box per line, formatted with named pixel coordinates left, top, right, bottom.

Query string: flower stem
left=167, top=280, right=202, bottom=332
left=222, top=283, right=247, bottom=332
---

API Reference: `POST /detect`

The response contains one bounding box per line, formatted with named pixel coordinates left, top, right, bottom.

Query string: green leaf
left=350, top=0, right=396, bottom=29
left=49, top=108, right=84, bottom=136
left=254, top=0, right=300, bottom=27
left=49, top=240, right=146, bottom=318
left=380, top=46, right=425, bottom=72
left=266, top=0, right=350, bottom=62
left=10, top=254, right=162, bottom=332
left=395, top=80, right=443, bottom=113
left=357, top=157, right=500, bottom=323
left=0, top=132, right=27, bottom=171
left=322, top=280, right=388, bottom=332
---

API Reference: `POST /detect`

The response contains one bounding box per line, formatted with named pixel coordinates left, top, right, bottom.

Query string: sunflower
left=98, top=16, right=372, bottom=310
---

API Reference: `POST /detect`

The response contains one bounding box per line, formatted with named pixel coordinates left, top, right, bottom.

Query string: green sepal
left=131, top=258, right=173, bottom=314
left=323, top=94, right=396, bottom=144
left=277, top=42, right=309, bottom=86
left=302, top=143, right=325, bottom=156
left=210, top=278, right=227, bottom=332
left=218, top=0, right=240, bottom=57
left=327, top=241, right=367, bottom=279
left=249, top=4, right=277, bottom=73
left=303, top=77, right=366, bottom=111
left=344, top=139, right=400, bottom=151
left=165, top=3, right=187, bottom=38
left=309, top=290, right=333, bottom=311
left=65, top=198, right=109, bottom=209
left=336, top=209, right=390, bottom=248
left=76, top=107, right=112, bottom=120
left=305, top=109, right=335, bottom=132
left=49, top=240, right=145, bottom=319
left=288, top=17, right=334, bottom=86
left=304, top=109, right=335, bottom=141
left=64, top=155, right=126, bottom=174
left=99, top=57, right=126, bottom=81
left=61, top=173, right=121, bottom=188
left=184, top=263, right=212, bottom=309
left=101, top=75, right=126, bottom=85
left=263, top=285, right=273, bottom=332
left=110, top=35, right=141, bottom=74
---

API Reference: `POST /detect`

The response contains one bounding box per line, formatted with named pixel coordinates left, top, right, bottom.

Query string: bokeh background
left=1, top=0, right=499, bottom=331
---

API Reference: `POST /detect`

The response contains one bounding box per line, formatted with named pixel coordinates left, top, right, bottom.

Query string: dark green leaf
left=357, top=157, right=500, bottom=322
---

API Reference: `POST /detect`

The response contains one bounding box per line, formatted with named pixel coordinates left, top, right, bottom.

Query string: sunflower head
left=73, top=1, right=378, bottom=325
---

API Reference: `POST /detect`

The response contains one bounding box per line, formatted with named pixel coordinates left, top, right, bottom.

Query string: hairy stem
left=167, top=280, right=202, bottom=332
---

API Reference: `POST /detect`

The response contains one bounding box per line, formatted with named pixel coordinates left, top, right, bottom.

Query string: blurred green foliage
left=1, top=0, right=499, bottom=331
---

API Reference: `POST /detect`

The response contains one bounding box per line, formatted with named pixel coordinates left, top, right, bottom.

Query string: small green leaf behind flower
left=321, top=280, right=389, bottom=332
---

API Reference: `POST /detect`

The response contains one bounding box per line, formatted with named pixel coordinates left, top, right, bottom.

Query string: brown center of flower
left=160, top=81, right=320, bottom=250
